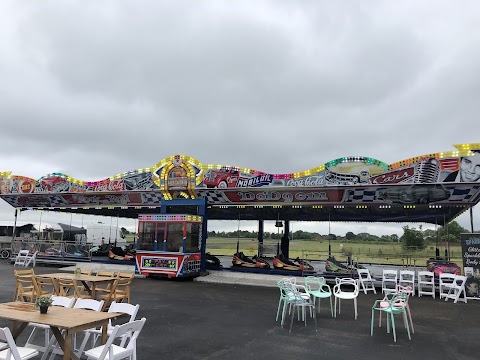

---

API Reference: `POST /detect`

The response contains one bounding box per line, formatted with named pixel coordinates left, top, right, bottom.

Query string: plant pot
left=39, top=306, right=49, bottom=314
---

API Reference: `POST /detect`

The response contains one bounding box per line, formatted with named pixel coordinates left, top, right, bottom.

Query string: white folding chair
left=417, top=271, right=435, bottom=298
left=44, top=298, right=105, bottom=360
left=24, top=296, right=76, bottom=354
left=357, top=269, right=376, bottom=294
left=382, top=270, right=398, bottom=294
left=82, top=302, right=140, bottom=352
left=333, top=278, right=359, bottom=319
left=444, top=275, right=467, bottom=304
left=399, top=270, right=415, bottom=296
left=439, top=273, right=456, bottom=300
left=14, top=250, right=30, bottom=267
left=0, top=326, right=39, bottom=360
left=24, top=251, right=38, bottom=267
left=83, top=318, right=147, bottom=360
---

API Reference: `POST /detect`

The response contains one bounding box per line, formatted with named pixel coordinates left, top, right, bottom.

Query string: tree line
left=208, top=220, right=473, bottom=250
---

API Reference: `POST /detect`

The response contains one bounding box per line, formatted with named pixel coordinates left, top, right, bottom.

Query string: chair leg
left=334, top=297, right=337, bottom=317
left=289, top=306, right=296, bottom=333
left=390, top=313, right=396, bottom=342
left=403, top=312, right=411, bottom=340
left=406, top=305, right=414, bottom=334
left=370, top=309, right=375, bottom=336
left=354, top=298, right=357, bottom=320
left=329, top=296, right=333, bottom=317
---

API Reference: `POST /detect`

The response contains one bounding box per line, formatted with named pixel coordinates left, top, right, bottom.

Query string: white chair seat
left=84, top=344, right=132, bottom=360
left=0, top=343, right=7, bottom=351
left=0, top=347, right=38, bottom=360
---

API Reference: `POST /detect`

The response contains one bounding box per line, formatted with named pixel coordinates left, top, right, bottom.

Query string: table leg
left=81, top=281, right=93, bottom=297
left=11, top=320, right=28, bottom=339
left=101, top=320, right=108, bottom=344
left=51, top=327, right=81, bottom=360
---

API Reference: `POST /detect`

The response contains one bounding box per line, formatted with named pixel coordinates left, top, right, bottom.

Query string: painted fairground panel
left=0, top=143, right=479, bottom=208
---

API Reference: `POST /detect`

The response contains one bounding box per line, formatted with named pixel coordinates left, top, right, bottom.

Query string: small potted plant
left=35, top=296, right=53, bottom=314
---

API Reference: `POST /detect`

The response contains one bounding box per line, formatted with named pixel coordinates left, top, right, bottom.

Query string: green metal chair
left=305, top=276, right=333, bottom=317
left=371, top=291, right=411, bottom=342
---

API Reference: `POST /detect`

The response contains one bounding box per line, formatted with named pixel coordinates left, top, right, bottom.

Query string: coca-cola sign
left=371, top=168, right=415, bottom=185
left=90, top=179, right=125, bottom=192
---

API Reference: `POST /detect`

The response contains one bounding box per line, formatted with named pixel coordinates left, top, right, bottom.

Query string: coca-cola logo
left=371, top=168, right=415, bottom=184
left=92, top=180, right=125, bottom=192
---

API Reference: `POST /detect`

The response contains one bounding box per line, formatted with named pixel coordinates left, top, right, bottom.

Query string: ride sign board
left=461, top=233, right=480, bottom=299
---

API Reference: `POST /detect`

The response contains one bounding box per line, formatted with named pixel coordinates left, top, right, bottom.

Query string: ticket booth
left=135, top=214, right=203, bottom=278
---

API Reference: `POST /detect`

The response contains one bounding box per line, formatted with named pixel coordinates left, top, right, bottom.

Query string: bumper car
left=232, top=252, right=271, bottom=269
left=325, top=256, right=352, bottom=273
left=273, top=253, right=314, bottom=272
left=206, top=252, right=222, bottom=269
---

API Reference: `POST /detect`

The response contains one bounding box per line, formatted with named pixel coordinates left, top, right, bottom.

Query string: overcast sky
left=0, top=0, right=479, bottom=236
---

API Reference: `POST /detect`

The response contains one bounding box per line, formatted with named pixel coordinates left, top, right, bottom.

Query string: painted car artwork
left=0, top=143, right=479, bottom=209
left=378, top=184, right=451, bottom=204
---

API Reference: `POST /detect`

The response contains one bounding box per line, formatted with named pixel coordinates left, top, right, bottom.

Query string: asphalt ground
left=1, top=261, right=478, bottom=360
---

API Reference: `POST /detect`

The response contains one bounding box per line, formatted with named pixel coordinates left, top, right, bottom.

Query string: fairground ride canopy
left=1, top=144, right=480, bottom=226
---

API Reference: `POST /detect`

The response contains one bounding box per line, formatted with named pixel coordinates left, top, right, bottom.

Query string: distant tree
left=345, top=231, right=356, bottom=240
left=390, top=234, right=400, bottom=242
left=401, top=226, right=425, bottom=250
left=327, top=234, right=337, bottom=240
left=422, top=229, right=437, bottom=243
left=438, top=221, right=469, bottom=243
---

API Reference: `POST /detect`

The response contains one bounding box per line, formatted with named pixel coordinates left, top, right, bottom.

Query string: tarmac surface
left=2, top=261, right=479, bottom=360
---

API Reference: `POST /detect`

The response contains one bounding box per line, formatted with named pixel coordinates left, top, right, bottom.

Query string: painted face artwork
left=0, top=178, right=12, bottom=194
left=460, top=153, right=480, bottom=182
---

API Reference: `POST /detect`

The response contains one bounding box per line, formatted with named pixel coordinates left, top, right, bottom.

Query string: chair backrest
left=357, top=268, right=371, bottom=280
left=51, top=295, right=76, bottom=308
left=0, top=327, right=23, bottom=360
left=108, top=301, right=139, bottom=321
left=74, top=298, right=104, bottom=311
left=80, top=269, right=93, bottom=276
left=333, top=278, right=359, bottom=296
left=95, top=318, right=146, bottom=360
left=383, top=269, right=398, bottom=281
left=57, top=277, right=78, bottom=297
left=14, top=250, right=30, bottom=266
left=96, top=271, right=116, bottom=278
left=304, top=276, right=321, bottom=292
left=24, top=251, right=38, bottom=267
left=34, top=276, right=57, bottom=297
left=399, top=270, right=415, bottom=282
left=418, top=271, right=434, bottom=283
left=395, top=284, right=412, bottom=302
left=452, top=275, right=467, bottom=290
left=439, top=273, right=456, bottom=285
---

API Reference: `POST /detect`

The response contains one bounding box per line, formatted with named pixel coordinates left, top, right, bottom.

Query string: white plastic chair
left=444, top=275, right=467, bottom=304
left=83, top=318, right=147, bottom=360
left=24, top=296, right=76, bottom=354
left=399, top=270, right=415, bottom=296
left=357, top=269, right=376, bottom=294
left=439, top=273, right=456, bottom=300
left=333, top=278, right=359, bottom=319
left=0, top=326, right=39, bottom=360
left=417, top=271, right=435, bottom=298
left=382, top=270, right=398, bottom=294
left=280, top=282, right=317, bottom=333
left=83, top=302, right=140, bottom=351
left=24, top=251, right=38, bottom=267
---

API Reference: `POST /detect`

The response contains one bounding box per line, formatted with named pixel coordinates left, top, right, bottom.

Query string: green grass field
left=205, top=236, right=462, bottom=267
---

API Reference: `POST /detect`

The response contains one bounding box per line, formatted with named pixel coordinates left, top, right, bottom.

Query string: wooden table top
left=0, top=302, right=119, bottom=329
left=36, top=273, right=116, bottom=283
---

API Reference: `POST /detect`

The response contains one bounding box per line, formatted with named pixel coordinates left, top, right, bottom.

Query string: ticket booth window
left=166, top=222, right=183, bottom=252
left=185, top=223, right=200, bottom=252
left=139, top=222, right=156, bottom=250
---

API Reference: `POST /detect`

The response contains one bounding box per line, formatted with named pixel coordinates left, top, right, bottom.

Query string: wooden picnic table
left=0, top=301, right=119, bottom=360
left=36, top=272, right=116, bottom=304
